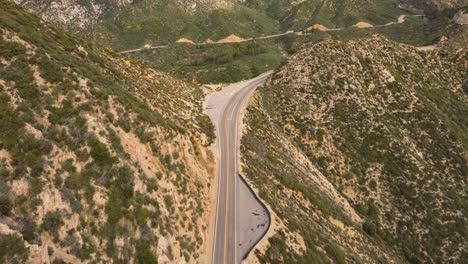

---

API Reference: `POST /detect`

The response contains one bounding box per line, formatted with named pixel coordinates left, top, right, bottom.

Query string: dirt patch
left=329, top=217, right=346, bottom=231
left=176, top=38, right=195, bottom=44
left=398, top=14, right=407, bottom=23
left=352, top=22, right=374, bottom=28
left=217, top=34, right=246, bottom=43
left=306, top=24, right=329, bottom=31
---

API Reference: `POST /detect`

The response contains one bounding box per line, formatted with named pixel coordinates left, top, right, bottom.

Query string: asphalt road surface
left=206, top=72, right=272, bottom=264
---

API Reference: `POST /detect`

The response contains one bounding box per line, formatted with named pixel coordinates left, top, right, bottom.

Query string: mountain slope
left=241, top=35, right=467, bottom=263
left=0, top=1, right=215, bottom=263
left=14, top=0, right=404, bottom=49
left=401, top=0, right=468, bottom=12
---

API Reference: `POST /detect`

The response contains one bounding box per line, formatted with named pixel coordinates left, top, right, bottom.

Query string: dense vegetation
left=129, top=40, right=285, bottom=83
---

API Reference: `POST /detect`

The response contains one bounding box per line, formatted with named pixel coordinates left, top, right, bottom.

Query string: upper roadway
left=206, top=72, right=272, bottom=264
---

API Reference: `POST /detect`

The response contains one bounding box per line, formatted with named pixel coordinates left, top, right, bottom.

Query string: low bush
left=0, top=233, right=28, bottom=263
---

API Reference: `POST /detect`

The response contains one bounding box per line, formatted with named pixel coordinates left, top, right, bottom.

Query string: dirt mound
left=352, top=22, right=374, bottom=28
left=176, top=38, right=194, bottom=44
left=217, top=34, right=246, bottom=43
left=398, top=14, right=407, bottom=23
left=306, top=24, right=329, bottom=31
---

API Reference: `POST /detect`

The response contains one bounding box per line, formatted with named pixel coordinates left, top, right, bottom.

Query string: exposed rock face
left=14, top=0, right=108, bottom=30
left=241, top=35, right=467, bottom=263
left=13, top=0, right=233, bottom=31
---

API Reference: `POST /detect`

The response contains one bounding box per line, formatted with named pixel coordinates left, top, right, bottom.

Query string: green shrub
left=89, top=139, right=116, bottom=168
left=363, top=220, right=377, bottom=236
left=135, top=127, right=154, bottom=143
left=135, top=241, right=157, bottom=264
left=0, top=192, right=12, bottom=216
left=28, top=178, right=44, bottom=195
left=164, top=195, right=174, bottom=213
left=42, top=210, right=64, bottom=235
left=0, top=233, right=28, bottom=263
left=105, top=166, right=135, bottom=225
left=37, top=56, right=64, bottom=83
left=20, top=221, right=36, bottom=243
left=325, top=242, right=346, bottom=264
left=136, top=207, right=150, bottom=225
left=0, top=39, right=26, bottom=60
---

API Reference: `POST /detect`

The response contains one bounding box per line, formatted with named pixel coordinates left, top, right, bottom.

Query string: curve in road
left=206, top=72, right=272, bottom=264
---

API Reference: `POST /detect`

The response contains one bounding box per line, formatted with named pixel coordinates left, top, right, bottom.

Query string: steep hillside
left=401, top=0, right=468, bottom=12
left=0, top=1, right=215, bottom=263
left=241, top=35, right=467, bottom=263
left=14, top=0, right=405, bottom=48
left=272, top=0, right=402, bottom=30
left=14, top=0, right=233, bottom=31
left=14, top=0, right=276, bottom=50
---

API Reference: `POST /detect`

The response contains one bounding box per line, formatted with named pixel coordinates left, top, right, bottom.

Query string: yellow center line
left=223, top=109, right=231, bottom=264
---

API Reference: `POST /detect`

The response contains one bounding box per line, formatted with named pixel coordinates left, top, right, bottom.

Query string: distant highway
left=117, top=14, right=424, bottom=54
left=206, top=72, right=272, bottom=264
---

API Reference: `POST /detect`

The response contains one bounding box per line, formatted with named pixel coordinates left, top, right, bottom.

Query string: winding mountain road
left=206, top=72, right=272, bottom=264
left=118, top=14, right=424, bottom=54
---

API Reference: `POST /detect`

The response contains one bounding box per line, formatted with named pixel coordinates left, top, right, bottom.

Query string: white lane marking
left=234, top=118, right=238, bottom=264
left=211, top=119, right=223, bottom=264
left=227, top=101, right=239, bottom=121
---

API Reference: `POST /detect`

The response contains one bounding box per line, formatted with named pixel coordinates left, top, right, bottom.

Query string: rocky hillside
left=401, top=0, right=468, bottom=12
left=14, top=0, right=233, bottom=31
left=241, top=35, right=467, bottom=263
left=0, top=1, right=215, bottom=263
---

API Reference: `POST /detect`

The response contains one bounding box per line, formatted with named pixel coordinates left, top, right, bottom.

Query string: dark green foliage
left=0, top=234, right=28, bottom=263
left=47, top=99, right=77, bottom=125
left=107, top=128, right=127, bottom=158
left=41, top=210, right=64, bottom=235
left=105, top=166, right=134, bottom=225
left=37, top=55, right=64, bottom=83
left=135, top=241, right=157, bottom=264
left=325, top=242, right=346, bottom=264
left=363, top=220, right=377, bottom=236
left=135, top=127, right=154, bottom=143
left=28, top=178, right=43, bottom=195
left=20, top=221, right=37, bottom=243
left=163, top=195, right=174, bottom=213
left=89, top=138, right=117, bottom=168
left=1, top=55, right=34, bottom=90
left=0, top=38, right=26, bottom=60
left=0, top=184, right=12, bottom=216
left=196, top=115, right=215, bottom=145
left=0, top=92, right=52, bottom=178
left=0, top=91, right=29, bottom=147
left=135, top=207, right=150, bottom=225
